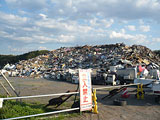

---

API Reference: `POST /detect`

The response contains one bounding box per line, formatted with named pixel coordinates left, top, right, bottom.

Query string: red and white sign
left=79, top=69, right=92, bottom=111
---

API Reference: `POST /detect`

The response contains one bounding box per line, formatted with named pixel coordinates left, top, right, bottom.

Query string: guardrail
left=0, top=92, right=79, bottom=120
left=93, top=83, right=140, bottom=90
left=1, top=92, right=79, bottom=100
left=0, top=83, right=141, bottom=120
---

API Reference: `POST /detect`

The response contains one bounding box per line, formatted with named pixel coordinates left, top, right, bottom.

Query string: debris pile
left=1, top=43, right=160, bottom=84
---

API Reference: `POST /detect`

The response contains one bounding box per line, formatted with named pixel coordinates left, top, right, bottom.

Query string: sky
left=0, top=0, right=160, bottom=55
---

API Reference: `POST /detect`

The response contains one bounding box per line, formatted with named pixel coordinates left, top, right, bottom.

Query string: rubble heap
left=1, top=43, right=160, bottom=79
left=46, top=43, right=159, bottom=69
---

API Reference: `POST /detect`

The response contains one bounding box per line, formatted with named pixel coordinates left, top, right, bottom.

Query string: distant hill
left=154, top=50, right=160, bottom=57
left=0, top=50, right=50, bottom=68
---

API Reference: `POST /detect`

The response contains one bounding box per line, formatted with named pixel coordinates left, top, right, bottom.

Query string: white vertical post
left=0, top=98, right=4, bottom=108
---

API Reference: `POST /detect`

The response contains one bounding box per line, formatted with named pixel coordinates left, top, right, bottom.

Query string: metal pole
left=1, top=72, right=19, bottom=97
left=3, top=107, right=80, bottom=120
left=3, top=92, right=79, bottom=100
left=0, top=82, right=12, bottom=96
left=94, top=83, right=140, bottom=90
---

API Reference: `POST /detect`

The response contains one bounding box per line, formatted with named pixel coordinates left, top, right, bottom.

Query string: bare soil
left=0, top=77, right=160, bottom=120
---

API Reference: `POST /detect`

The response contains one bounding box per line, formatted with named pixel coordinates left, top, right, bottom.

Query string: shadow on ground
left=96, top=89, right=159, bottom=107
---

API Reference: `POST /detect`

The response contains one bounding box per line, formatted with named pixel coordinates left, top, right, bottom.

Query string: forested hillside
left=0, top=50, right=49, bottom=68
left=154, top=50, right=160, bottom=57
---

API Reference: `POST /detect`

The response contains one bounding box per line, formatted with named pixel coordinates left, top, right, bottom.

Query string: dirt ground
left=0, top=77, right=160, bottom=120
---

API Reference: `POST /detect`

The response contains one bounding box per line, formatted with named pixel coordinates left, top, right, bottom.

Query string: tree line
left=0, top=50, right=50, bottom=68
left=154, top=50, right=160, bottom=57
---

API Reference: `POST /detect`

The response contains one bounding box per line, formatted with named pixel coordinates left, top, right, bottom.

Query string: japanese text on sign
left=79, top=69, right=92, bottom=111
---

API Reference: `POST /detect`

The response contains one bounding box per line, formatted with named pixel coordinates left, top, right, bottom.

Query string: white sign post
left=79, top=69, right=92, bottom=111
left=0, top=98, right=3, bottom=108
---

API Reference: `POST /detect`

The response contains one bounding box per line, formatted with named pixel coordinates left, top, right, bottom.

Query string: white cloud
left=136, top=0, right=160, bottom=9
left=152, top=37, right=160, bottom=42
left=35, top=17, right=93, bottom=34
left=59, top=9, right=64, bottom=14
left=133, top=34, right=148, bottom=44
left=109, top=30, right=148, bottom=44
left=5, top=0, right=47, bottom=11
left=136, top=0, right=150, bottom=7
left=0, top=30, right=10, bottom=36
left=0, top=12, right=28, bottom=25
left=1, top=0, right=160, bottom=54
left=126, top=25, right=136, bottom=31
left=4, top=0, right=160, bottom=22
left=66, top=0, right=73, bottom=7
left=38, top=46, right=47, bottom=50
left=139, top=19, right=144, bottom=25
left=139, top=25, right=150, bottom=32
left=8, top=46, right=35, bottom=53
left=51, top=0, right=160, bottom=21
left=102, top=19, right=114, bottom=28
left=58, top=34, right=75, bottom=43
left=110, top=30, right=132, bottom=40
left=90, top=18, right=98, bottom=26
left=89, top=18, right=114, bottom=28
left=18, top=10, right=28, bottom=15
left=12, top=36, right=33, bottom=43
left=39, top=13, right=47, bottom=20
left=120, top=29, right=125, bottom=34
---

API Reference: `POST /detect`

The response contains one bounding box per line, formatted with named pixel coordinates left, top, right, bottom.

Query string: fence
left=93, top=83, right=140, bottom=90
left=0, top=83, right=140, bottom=120
left=0, top=92, right=79, bottom=120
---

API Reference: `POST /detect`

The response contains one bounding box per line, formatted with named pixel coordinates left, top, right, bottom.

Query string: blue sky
left=0, top=0, right=160, bottom=55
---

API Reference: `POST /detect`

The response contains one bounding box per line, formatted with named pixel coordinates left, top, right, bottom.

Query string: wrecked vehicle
left=117, top=67, right=137, bottom=84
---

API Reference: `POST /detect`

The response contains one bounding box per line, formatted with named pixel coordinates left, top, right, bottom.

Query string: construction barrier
left=92, top=89, right=98, bottom=114
left=136, top=84, right=144, bottom=99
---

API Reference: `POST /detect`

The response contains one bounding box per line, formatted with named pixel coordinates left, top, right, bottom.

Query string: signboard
left=79, top=69, right=92, bottom=111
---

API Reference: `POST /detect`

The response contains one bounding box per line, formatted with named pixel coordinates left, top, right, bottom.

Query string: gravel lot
left=0, top=77, right=160, bottom=120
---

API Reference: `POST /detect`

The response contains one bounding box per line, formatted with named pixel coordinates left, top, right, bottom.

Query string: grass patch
left=41, top=113, right=79, bottom=120
left=0, top=95, right=80, bottom=120
left=0, top=100, right=45, bottom=119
